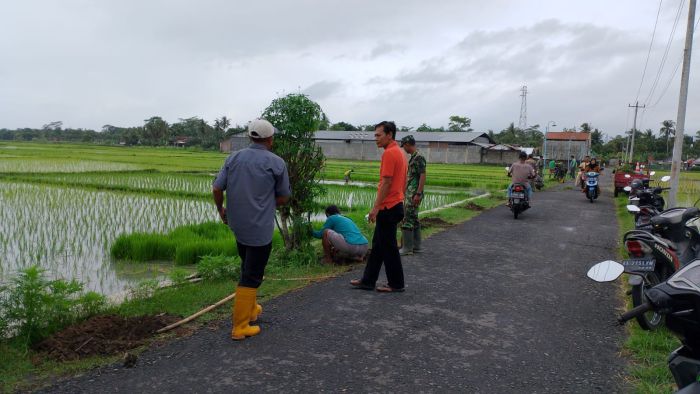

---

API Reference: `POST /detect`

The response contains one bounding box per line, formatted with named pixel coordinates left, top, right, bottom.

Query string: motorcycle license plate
left=622, top=259, right=655, bottom=272
left=512, top=192, right=525, bottom=198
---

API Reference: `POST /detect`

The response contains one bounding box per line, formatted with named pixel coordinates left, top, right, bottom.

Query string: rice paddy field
left=9, top=141, right=697, bottom=297
left=652, top=170, right=700, bottom=208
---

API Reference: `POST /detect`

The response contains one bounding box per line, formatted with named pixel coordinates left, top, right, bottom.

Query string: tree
left=329, top=121, right=358, bottom=131
left=42, top=121, right=63, bottom=131
left=318, top=113, right=330, bottom=130
left=213, top=116, right=231, bottom=133
left=262, top=93, right=326, bottom=250
left=579, top=123, right=592, bottom=133
left=448, top=115, right=473, bottom=132
left=415, top=123, right=432, bottom=132
left=399, top=126, right=414, bottom=132
left=660, top=120, right=676, bottom=157
left=142, top=117, right=169, bottom=146
left=591, top=128, right=603, bottom=151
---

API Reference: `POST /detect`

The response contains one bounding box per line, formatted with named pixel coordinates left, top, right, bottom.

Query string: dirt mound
left=462, top=202, right=484, bottom=211
left=420, top=218, right=452, bottom=228
left=35, top=314, right=179, bottom=361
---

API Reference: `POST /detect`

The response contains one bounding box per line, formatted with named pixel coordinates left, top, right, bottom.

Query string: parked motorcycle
left=620, top=207, right=700, bottom=330
left=626, top=175, right=672, bottom=229
left=534, top=172, right=544, bottom=191
left=587, top=259, right=700, bottom=392
left=583, top=171, right=600, bottom=202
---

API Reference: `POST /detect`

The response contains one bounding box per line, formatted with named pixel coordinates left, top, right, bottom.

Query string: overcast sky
left=1, top=0, right=698, bottom=137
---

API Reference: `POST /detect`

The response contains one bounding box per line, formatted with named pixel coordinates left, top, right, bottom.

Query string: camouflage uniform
left=402, top=150, right=427, bottom=230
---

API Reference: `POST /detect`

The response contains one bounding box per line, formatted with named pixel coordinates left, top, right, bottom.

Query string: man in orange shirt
left=350, top=121, right=408, bottom=292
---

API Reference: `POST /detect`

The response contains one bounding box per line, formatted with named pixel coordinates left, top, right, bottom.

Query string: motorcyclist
left=581, top=157, right=602, bottom=192
left=507, top=151, right=535, bottom=206
left=576, top=155, right=591, bottom=189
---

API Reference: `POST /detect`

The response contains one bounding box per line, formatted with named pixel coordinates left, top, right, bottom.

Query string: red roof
left=546, top=132, right=591, bottom=141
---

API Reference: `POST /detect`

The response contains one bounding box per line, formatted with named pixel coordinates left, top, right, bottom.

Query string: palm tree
left=660, top=120, right=676, bottom=158
left=214, top=116, right=231, bottom=133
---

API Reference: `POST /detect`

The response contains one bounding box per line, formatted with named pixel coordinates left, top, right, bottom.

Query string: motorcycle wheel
left=513, top=207, right=519, bottom=219
left=631, top=272, right=663, bottom=330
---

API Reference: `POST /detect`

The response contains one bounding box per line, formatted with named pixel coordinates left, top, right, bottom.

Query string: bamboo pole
left=157, top=292, right=236, bottom=333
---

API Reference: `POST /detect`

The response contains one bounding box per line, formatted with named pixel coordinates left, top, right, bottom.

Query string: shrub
left=76, top=291, right=107, bottom=318
left=128, top=279, right=160, bottom=300
left=0, top=266, right=106, bottom=347
left=168, top=268, right=190, bottom=286
left=197, top=255, right=241, bottom=280
left=174, top=240, right=237, bottom=265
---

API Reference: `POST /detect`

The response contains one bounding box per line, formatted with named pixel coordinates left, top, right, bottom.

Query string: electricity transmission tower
left=518, top=85, right=528, bottom=129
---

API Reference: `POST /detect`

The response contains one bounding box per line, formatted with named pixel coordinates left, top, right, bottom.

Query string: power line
left=643, top=0, right=686, bottom=106
left=647, top=14, right=700, bottom=108
left=636, top=0, right=664, bottom=103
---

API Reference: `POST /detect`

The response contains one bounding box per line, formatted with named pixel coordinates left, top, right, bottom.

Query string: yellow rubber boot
left=250, top=303, right=263, bottom=322
left=231, top=286, right=261, bottom=340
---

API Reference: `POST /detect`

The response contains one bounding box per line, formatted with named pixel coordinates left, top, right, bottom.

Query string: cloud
left=302, top=80, right=343, bottom=100
left=367, top=42, right=406, bottom=59
left=0, top=1, right=698, bottom=135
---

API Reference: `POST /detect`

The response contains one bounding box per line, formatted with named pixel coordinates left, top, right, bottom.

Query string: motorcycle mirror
left=624, top=174, right=631, bottom=179
left=624, top=186, right=632, bottom=192
left=650, top=171, right=656, bottom=176
left=661, top=175, right=671, bottom=182
left=626, top=205, right=641, bottom=213
left=587, top=260, right=625, bottom=283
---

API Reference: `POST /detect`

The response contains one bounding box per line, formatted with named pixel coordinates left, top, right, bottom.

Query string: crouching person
left=313, top=205, right=369, bottom=264
left=212, top=119, right=290, bottom=341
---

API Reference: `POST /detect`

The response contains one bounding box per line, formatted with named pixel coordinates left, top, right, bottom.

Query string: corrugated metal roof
left=546, top=132, right=591, bottom=141
left=314, top=131, right=494, bottom=144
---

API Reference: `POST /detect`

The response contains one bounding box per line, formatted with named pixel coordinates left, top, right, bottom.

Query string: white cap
left=248, top=118, right=275, bottom=139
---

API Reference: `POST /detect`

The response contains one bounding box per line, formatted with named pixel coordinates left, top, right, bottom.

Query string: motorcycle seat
left=625, top=229, right=676, bottom=250
left=651, top=208, right=700, bottom=228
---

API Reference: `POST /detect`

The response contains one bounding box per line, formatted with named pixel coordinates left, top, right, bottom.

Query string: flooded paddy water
left=0, top=181, right=217, bottom=295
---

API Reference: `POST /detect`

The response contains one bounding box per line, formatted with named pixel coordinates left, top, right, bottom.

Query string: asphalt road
left=45, top=174, right=625, bottom=393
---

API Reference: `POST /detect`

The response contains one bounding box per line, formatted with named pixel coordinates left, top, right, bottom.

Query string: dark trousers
left=236, top=241, right=272, bottom=288
left=361, top=203, right=405, bottom=289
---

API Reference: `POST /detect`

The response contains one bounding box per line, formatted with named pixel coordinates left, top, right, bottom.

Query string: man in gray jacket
left=213, top=118, right=290, bottom=341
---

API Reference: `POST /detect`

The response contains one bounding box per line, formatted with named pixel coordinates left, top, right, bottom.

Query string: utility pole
left=627, top=102, right=645, bottom=162
left=669, top=0, right=696, bottom=207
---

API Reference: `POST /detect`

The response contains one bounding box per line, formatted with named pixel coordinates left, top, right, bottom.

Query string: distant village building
left=173, top=136, right=191, bottom=148
left=544, top=131, right=591, bottom=161
left=220, top=131, right=525, bottom=164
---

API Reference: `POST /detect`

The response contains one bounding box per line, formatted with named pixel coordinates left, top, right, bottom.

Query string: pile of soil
left=35, top=314, right=179, bottom=361
left=420, top=217, right=452, bottom=228
left=462, top=202, right=485, bottom=211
